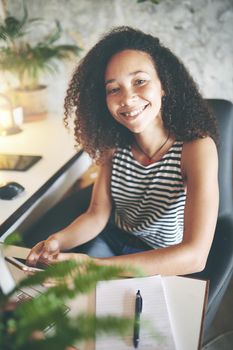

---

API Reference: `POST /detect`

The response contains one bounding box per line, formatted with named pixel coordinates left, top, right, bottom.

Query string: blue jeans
left=73, top=220, right=153, bottom=258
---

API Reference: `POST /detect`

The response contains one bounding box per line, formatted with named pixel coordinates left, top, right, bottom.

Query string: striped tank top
left=111, top=141, right=186, bottom=248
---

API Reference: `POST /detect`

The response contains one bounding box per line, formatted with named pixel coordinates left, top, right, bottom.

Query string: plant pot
left=12, top=85, right=48, bottom=122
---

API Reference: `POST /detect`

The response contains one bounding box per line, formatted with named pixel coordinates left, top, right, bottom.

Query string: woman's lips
left=120, top=104, right=148, bottom=118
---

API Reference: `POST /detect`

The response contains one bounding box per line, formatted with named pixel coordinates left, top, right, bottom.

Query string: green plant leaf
left=0, top=0, right=82, bottom=89
left=41, top=20, right=62, bottom=45
left=1, top=259, right=139, bottom=350
left=3, top=232, right=23, bottom=246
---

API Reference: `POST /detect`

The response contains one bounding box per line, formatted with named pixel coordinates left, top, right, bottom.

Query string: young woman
left=26, top=26, right=219, bottom=276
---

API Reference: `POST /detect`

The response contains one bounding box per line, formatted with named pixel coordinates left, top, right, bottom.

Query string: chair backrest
left=200, top=99, right=233, bottom=334
left=205, top=99, right=233, bottom=217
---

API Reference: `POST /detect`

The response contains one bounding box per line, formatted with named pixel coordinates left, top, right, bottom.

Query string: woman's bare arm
left=26, top=157, right=113, bottom=264
left=56, top=160, right=113, bottom=250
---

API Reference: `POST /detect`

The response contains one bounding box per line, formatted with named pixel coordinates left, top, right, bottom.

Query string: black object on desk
left=0, top=182, right=25, bottom=200
left=133, top=290, right=143, bottom=348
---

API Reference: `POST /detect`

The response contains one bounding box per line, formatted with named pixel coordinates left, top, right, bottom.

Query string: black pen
left=133, top=290, right=143, bottom=348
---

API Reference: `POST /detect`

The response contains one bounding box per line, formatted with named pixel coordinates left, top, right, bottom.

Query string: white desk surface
left=0, top=114, right=91, bottom=238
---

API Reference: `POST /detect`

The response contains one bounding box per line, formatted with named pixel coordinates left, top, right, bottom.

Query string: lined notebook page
left=95, top=275, right=175, bottom=350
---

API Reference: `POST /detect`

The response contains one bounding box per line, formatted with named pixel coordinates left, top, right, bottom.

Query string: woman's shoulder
left=182, top=136, right=217, bottom=154
left=181, top=137, right=218, bottom=178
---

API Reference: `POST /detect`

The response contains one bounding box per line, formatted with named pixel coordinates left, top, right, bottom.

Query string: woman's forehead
left=105, top=49, right=156, bottom=81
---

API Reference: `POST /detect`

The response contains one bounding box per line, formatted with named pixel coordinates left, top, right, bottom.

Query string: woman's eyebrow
left=105, top=70, right=149, bottom=86
left=105, top=78, right=116, bottom=86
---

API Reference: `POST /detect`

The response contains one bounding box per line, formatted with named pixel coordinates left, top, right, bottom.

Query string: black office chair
left=190, top=99, right=233, bottom=336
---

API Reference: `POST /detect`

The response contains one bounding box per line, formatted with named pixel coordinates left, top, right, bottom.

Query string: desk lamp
left=0, top=93, right=22, bottom=136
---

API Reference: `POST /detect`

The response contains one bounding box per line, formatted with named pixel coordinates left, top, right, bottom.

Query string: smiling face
left=105, top=49, right=164, bottom=134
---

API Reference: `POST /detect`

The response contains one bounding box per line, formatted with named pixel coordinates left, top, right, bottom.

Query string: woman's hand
left=26, top=236, right=91, bottom=268
left=26, top=236, right=60, bottom=267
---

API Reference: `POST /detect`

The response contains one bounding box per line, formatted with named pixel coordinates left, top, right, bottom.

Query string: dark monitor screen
left=0, top=154, right=42, bottom=171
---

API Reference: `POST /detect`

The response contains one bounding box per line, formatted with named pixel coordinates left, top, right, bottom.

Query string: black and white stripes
left=111, top=142, right=186, bottom=248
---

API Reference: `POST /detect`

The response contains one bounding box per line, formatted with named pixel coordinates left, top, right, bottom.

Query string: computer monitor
left=0, top=245, right=16, bottom=295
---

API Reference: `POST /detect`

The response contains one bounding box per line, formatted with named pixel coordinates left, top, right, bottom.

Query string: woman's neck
left=132, top=129, right=174, bottom=165
left=134, top=127, right=169, bottom=156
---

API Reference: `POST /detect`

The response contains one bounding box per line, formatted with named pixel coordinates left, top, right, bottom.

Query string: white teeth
left=122, top=105, right=146, bottom=117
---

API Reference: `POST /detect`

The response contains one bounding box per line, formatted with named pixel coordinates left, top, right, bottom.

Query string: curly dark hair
left=64, top=26, right=218, bottom=161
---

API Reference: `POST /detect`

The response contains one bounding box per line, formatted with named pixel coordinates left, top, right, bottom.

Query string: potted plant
left=0, top=259, right=136, bottom=350
left=0, top=234, right=140, bottom=349
left=0, top=0, right=82, bottom=121
left=0, top=234, right=142, bottom=350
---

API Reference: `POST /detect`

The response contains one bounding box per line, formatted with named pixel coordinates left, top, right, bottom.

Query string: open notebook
left=95, top=275, right=208, bottom=350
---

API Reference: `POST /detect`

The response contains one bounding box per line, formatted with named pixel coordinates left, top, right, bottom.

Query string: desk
left=0, top=114, right=92, bottom=240
left=3, top=244, right=206, bottom=350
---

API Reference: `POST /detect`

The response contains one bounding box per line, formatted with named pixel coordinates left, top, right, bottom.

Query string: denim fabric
left=73, top=221, right=153, bottom=257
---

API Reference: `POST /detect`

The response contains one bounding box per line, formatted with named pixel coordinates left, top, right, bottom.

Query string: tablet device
left=0, top=154, right=42, bottom=171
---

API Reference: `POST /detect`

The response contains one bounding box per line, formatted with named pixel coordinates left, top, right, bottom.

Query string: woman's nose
left=120, top=88, right=138, bottom=106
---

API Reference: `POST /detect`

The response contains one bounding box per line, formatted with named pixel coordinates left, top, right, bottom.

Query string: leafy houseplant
left=0, top=258, right=138, bottom=350
left=0, top=0, right=82, bottom=119
left=0, top=233, right=141, bottom=350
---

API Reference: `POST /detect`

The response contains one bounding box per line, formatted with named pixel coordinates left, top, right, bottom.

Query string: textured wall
left=6, top=0, right=233, bottom=113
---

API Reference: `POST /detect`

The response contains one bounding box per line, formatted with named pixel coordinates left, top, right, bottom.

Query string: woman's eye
left=135, top=79, right=146, bottom=86
left=106, top=87, right=119, bottom=95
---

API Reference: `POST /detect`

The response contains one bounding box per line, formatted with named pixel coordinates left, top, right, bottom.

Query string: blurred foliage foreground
left=0, top=258, right=140, bottom=350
